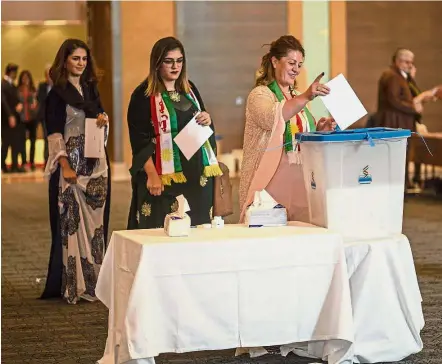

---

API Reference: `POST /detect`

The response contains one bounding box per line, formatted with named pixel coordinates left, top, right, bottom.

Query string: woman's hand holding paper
left=195, top=111, right=212, bottom=126
left=96, top=113, right=109, bottom=128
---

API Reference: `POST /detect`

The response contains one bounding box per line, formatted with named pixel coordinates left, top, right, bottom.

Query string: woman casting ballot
left=239, top=35, right=336, bottom=223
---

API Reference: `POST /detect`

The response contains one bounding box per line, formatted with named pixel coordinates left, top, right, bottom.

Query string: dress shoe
left=11, top=166, right=26, bottom=173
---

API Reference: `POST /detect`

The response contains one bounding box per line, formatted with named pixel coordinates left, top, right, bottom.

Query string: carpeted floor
left=1, top=178, right=441, bottom=364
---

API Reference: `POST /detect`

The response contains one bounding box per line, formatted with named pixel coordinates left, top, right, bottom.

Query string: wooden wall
left=176, top=1, right=287, bottom=152
left=347, top=1, right=442, bottom=130
left=87, top=1, right=114, bottom=160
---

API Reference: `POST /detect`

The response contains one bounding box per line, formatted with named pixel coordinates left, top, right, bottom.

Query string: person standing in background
left=375, top=49, right=422, bottom=189
left=40, top=39, right=110, bottom=304
left=17, top=70, right=38, bottom=171
left=1, top=63, right=25, bottom=173
left=37, top=65, right=53, bottom=167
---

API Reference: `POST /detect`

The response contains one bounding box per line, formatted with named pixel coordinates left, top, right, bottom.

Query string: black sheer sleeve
left=189, top=80, right=218, bottom=156
left=45, top=90, right=67, bottom=136
left=128, top=80, right=156, bottom=175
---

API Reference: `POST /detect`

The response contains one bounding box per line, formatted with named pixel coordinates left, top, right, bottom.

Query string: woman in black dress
left=41, top=39, right=111, bottom=304
left=127, top=37, right=221, bottom=229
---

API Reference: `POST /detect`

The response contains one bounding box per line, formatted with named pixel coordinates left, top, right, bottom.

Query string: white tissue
left=176, top=194, right=191, bottom=217
left=246, top=189, right=287, bottom=227
left=252, top=190, right=279, bottom=209
left=164, top=195, right=191, bottom=237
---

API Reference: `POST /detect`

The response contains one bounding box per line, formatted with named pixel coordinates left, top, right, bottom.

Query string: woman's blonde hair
left=255, top=35, right=305, bottom=87
left=145, top=37, right=191, bottom=96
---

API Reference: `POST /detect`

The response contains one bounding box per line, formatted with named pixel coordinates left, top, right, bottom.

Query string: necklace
left=282, top=85, right=296, bottom=98
left=71, top=82, right=83, bottom=97
left=76, top=85, right=83, bottom=97
left=289, top=85, right=295, bottom=96
left=168, top=90, right=180, bottom=102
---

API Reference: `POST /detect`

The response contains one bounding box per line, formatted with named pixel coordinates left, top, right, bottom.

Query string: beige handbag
left=213, top=162, right=233, bottom=217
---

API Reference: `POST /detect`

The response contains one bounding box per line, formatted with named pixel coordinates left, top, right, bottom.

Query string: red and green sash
left=268, top=80, right=316, bottom=157
left=151, top=90, right=221, bottom=185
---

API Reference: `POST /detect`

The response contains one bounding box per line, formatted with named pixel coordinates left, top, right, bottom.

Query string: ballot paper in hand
left=174, top=112, right=213, bottom=160
left=320, top=73, right=367, bottom=130
left=84, top=118, right=105, bottom=158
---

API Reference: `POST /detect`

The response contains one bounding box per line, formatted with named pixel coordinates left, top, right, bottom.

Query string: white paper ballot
left=84, top=118, right=105, bottom=158
left=320, top=73, right=368, bottom=130
left=174, top=112, right=214, bottom=160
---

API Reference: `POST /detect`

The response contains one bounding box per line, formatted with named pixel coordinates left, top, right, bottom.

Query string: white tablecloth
left=96, top=225, right=424, bottom=364
left=232, top=236, right=424, bottom=363
left=96, top=224, right=354, bottom=364
left=345, top=235, right=424, bottom=363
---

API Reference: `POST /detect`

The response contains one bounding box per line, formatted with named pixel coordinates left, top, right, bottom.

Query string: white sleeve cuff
left=45, top=133, right=68, bottom=176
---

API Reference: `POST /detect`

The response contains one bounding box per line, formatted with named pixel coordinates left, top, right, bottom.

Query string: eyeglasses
left=163, top=58, right=184, bottom=67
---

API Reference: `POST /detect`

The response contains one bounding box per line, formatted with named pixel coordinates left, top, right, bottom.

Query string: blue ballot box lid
left=295, top=127, right=411, bottom=142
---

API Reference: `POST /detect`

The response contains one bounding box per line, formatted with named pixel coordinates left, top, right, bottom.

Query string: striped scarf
left=268, top=80, right=316, bottom=163
left=151, top=90, right=222, bottom=185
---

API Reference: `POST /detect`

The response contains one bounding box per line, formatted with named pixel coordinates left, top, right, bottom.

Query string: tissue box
left=211, top=216, right=224, bottom=228
left=164, top=213, right=191, bottom=237
left=245, top=204, right=288, bottom=228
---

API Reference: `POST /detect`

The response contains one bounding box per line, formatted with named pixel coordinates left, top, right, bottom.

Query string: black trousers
left=17, top=122, right=27, bottom=165
left=1, top=123, right=22, bottom=169
left=24, top=120, right=38, bottom=165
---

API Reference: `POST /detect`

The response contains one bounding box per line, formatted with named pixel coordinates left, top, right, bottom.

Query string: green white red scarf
left=268, top=80, right=316, bottom=163
left=151, top=90, right=222, bottom=185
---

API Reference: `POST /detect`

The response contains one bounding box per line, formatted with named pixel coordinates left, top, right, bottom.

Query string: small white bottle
left=211, top=216, right=224, bottom=229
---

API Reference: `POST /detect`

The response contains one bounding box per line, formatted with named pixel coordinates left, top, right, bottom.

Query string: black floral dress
left=127, top=80, right=216, bottom=229
left=41, top=84, right=110, bottom=304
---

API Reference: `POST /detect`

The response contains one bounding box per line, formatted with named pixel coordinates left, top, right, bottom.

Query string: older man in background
left=376, top=49, right=421, bottom=129
left=375, top=48, right=436, bottom=189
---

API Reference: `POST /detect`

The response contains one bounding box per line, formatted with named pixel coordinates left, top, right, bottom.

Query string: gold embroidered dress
left=127, top=80, right=216, bottom=229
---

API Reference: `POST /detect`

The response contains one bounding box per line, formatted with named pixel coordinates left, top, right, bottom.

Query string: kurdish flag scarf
left=268, top=80, right=316, bottom=164
left=151, top=90, right=222, bottom=185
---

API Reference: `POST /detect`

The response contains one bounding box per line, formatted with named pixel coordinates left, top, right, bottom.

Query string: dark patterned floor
left=1, top=178, right=441, bottom=364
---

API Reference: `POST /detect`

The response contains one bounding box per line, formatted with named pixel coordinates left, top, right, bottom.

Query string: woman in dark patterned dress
left=127, top=37, right=221, bottom=229
left=40, top=39, right=111, bottom=304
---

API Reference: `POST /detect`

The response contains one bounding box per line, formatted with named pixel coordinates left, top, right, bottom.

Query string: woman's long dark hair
left=146, top=36, right=191, bottom=96
left=18, top=70, right=36, bottom=92
left=256, top=35, right=305, bottom=87
left=49, top=38, right=98, bottom=87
